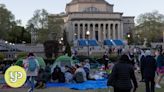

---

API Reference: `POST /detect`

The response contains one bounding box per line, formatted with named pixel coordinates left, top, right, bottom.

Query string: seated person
left=83, top=59, right=91, bottom=80
left=45, top=63, right=51, bottom=82
left=64, top=65, right=73, bottom=83
left=74, top=64, right=87, bottom=83
left=52, top=66, right=65, bottom=83
left=35, top=68, right=46, bottom=88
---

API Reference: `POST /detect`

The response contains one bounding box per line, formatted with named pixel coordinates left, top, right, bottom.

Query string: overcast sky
left=0, top=0, right=164, bottom=26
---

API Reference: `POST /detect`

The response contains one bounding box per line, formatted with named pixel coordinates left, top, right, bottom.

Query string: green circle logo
left=4, top=66, right=27, bottom=88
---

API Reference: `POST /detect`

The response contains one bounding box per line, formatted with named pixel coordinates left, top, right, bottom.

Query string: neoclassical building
left=63, top=0, right=134, bottom=45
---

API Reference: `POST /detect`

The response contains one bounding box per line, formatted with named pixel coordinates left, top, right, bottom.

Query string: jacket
left=142, top=55, right=157, bottom=79
left=156, top=54, right=164, bottom=68
left=107, top=62, right=138, bottom=89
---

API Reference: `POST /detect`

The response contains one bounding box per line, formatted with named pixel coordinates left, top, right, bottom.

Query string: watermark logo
left=5, top=66, right=27, bottom=88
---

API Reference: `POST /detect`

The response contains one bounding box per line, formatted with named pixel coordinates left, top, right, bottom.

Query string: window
left=83, top=7, right=99, bottom=12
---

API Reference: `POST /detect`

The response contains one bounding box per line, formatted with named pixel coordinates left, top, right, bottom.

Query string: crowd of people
left=107, top=47, right=164, bottom=92
left=1, top=46, right=164, bottom=92
left=22, top=53, right=92, bottom=92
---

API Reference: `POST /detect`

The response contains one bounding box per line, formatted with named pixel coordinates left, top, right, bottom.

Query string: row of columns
left=73, top=22, right=123, bottom=41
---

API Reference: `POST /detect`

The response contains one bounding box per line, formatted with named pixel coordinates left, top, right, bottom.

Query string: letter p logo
left=5, top=66, right=27, bottom=88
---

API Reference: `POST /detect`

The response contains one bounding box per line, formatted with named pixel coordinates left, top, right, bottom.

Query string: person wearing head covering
left=74, top=63, right=87, bottom=83
left=23, top=52, right=40, bottom=92
left=156, top=51, right=164, bottom=88
left=107, top=54, right=138, bottom=92
left=142, top=50, right=157, bottom=92
left=139, top=50, right=145, bottom=82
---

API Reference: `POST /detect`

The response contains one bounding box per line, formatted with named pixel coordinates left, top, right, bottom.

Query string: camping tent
left=51, top=55, right=75, bottom=72
left=15, top=57, right=25, bottom=67
left=15, top=57, right=46, bottom=69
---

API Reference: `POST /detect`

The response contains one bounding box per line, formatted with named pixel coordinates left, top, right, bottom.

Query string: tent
left=36, top=57, right=46, bottom=69
left=15, top=57, right=46, bottom=69
left=15, top=57, right=25, bottom=67
left=51, top=55, right=75, bottom=72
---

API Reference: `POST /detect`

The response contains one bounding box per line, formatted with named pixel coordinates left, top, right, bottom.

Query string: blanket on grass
left=46, top=79, right=108, bottom=90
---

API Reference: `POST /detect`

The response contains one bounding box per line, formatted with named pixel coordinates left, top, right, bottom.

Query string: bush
left=109, top=53, right=119, bottom=62
left=0, top=53, right=5, bottom=61
left=16, top=52, right=28, bottom=59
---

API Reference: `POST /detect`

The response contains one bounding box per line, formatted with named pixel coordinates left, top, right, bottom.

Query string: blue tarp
left=78, top=40, right=98, bottom=46
left=113, top=40, right=124, bottom=46
left=88, top=40, right=98, bottom=46
left=46, top=79, right=108, bottom=90
left=104, top=40, right=114, bottom=46
left=78, top=40, right=87, bottom=46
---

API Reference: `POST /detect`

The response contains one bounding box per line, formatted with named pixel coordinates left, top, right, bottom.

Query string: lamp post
left=86, top=31, right=90, bottom=56
left=127, top=34, right=131, bottom=45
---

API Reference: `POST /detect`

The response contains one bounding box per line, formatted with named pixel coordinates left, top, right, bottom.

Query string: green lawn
left=0, top=83, right=164, bottom=92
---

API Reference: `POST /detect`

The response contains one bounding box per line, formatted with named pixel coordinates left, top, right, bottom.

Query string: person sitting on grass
left=74, top=63, right=87, bottom=83
left=51, top=66, right=65, bottom=83
left=35, top=68, right=46, bottom=89
left=64, top=65, right=73, bottom=83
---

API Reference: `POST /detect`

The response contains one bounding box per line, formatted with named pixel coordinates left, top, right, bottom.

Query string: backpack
left=75, top=72, right=84, bottom=83
left=28, top=58, right=37, bottom=72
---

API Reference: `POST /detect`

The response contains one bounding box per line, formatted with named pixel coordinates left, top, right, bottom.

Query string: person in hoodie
left=107, top=54, right=138, bottom=92
left=139, top=50, right=145, bottom=82
left=155, top=50, right=164, bottom=88
left=142, top=50, right=157, bottom=92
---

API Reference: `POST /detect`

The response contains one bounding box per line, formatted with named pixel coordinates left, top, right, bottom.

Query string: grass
left=0, top=71, right=164, bottom=92
left=0, top=83, right=164, bottom=92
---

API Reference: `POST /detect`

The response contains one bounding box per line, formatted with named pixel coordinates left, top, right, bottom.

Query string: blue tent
left=112, top=40, right=124, bottom=46
left=104, top=40, right=114, bottom=46
left=78, top=40, right=87, bottom=46
left=88, top=40, right=98, bottom=46
left=78, top=40, right=98, bottom=46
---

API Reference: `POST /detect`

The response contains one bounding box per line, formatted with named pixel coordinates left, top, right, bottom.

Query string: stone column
left=113, top=23, right=116, bottom=39
left=108, top=23, right=111, bottom=39
left=93, top=23, right=95, bottom=40
left=78, top=23, right=80, bottom=39
left=103, top=23, right=106, bottom=40
left=87, top=23, right=90, bottom=39
left=83, top=23, right=85, bottom=39
left=98, top=23, right=101, bottom=41
left=115, top=24, right=118, bottom=39
left=120, top=21, right=124, bottom=39
left=118, top=23, right=121, bottom=39
left=73, top=23, right=75, bottom=40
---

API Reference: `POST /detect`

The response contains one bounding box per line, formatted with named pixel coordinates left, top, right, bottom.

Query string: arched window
left=83, top=7, right=99, bottom=12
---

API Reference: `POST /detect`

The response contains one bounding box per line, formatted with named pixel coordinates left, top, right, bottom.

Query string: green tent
left=36, top=57, right=46, bottom=69
left=15, top=57, right=25, bottom=67
left=15, top=57, right=46, bottom=69
left=51, top=55, right=75, bottom=72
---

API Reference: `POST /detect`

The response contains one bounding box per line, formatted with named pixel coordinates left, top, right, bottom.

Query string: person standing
left=140, top=50, right=145, bottom=82
left=156, top=51, right=164, bottom=88
left=142, top=50, right=157, bottom=92
left=107, top=54, right=138, bottom=92
left=23, top=53, right=40, bottom=92
left=103, top=52, right=109, bottom=70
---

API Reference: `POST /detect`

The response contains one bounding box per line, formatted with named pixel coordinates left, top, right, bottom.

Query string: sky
left=0, top=0, right=164, bottom=26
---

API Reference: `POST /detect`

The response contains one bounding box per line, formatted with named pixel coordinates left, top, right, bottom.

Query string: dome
left=69, top=0, right=111, bottom=5
left=66, top=0, right=114, bottom=13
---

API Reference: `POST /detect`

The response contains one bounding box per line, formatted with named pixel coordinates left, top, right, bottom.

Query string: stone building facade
left=63, top=0, right=134, bottom=45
